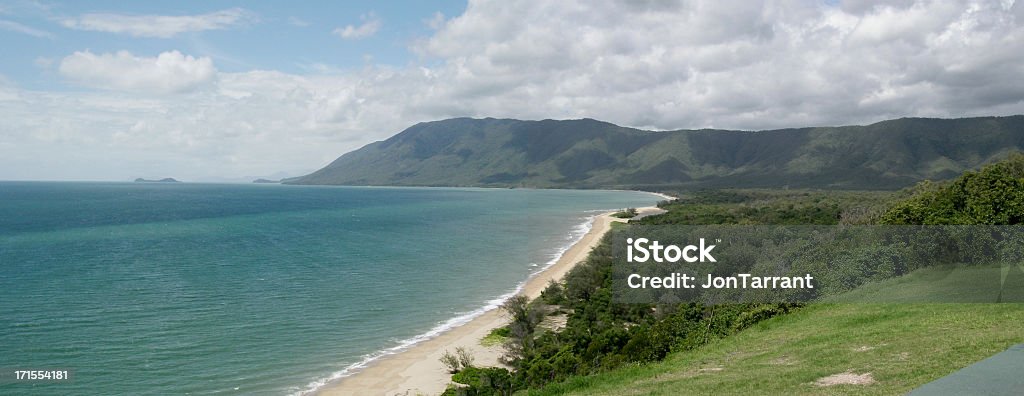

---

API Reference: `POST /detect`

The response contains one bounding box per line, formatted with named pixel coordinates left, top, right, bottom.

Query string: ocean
left=0, top=182, right=657, bottom=395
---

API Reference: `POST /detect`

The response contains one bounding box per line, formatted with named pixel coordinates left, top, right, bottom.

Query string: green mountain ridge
left=285, top=115, right=1024, bottom=189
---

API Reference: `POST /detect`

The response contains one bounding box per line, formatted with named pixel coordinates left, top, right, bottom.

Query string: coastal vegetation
left=879, top=152, right=1024, bottom=225
left=443, top=154, right=1024, bottom=395
left=481, top=327, right=511, bottom=347
left=442, top=347, right=476, bottom=374
left=442, top=191, right=860, bottom=394
left=530, top=303, right=1024, bottom=396
left=610, top=208, right=638, bottom=218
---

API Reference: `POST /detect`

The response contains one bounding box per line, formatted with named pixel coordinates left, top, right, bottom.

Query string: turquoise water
left=0, top=182, right=657, bottom=395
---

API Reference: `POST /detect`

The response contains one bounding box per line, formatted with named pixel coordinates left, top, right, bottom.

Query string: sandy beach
left=316, top=206, right=664, bottom=396
left=639, top=191, right=676, bottom=202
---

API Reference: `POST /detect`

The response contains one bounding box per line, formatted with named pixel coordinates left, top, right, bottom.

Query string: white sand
left=316, top=207, right=662, bottom=396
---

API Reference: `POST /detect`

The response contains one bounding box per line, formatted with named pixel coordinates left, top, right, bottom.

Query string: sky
left=1, top=0, right=1023, bottom=181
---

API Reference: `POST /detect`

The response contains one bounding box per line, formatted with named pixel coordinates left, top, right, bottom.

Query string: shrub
left=450, top=366, right=515, bottom=395
left=540, top=280, right=565, bottom=305
left=612, top=208, right=639, bottom=218
left=441, top=350, right=462, bottom=374
left=456, top=347, right=475, bottom=369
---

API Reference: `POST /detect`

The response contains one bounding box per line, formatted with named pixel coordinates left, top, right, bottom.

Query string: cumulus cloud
left=58, top=50, right=217, bottom=94
left=334, top=12, right=381, bottom=39
left=0, top=70, right=404, bottom=180
left=0, top=19, right=54, bottom=39
left=408, top=0, right=1024, bottom=129
left=60, top=8, right=256, bottom=38
left=5, top=0, right=1024, bottom=181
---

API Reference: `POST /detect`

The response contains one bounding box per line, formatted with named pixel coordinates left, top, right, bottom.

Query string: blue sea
left=0, top=182, right=657, bottom=395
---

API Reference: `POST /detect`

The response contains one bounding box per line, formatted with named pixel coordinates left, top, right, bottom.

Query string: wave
left=295, top=214, right=599, bottom=396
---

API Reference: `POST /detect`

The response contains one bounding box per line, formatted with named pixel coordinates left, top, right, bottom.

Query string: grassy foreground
left=825, top=264, right=1024, bottom=303
left=528, top=302, right=1024, bottom=395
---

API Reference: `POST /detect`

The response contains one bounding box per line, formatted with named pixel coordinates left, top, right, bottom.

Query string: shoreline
left=313, top=206, right=662, bottom=396
left=644, top=191, right=676, bottom=201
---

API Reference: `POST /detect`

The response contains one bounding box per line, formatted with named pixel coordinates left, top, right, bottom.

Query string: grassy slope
left=527, top=264, right=1024, bottom=395
left=528, top=303, right=1023, bottom=395
left=825, top=264, right=1024, bottom=303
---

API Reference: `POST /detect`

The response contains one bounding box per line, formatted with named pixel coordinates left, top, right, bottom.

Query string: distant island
left=252, top=178, right=279, bottom=184
left=134, top=178, right=180, bottom=183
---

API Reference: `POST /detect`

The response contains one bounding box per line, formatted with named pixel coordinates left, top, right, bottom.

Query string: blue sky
left=1, top=0, right=1022, bottom=181
left=1, top=1, right=465, bottom=91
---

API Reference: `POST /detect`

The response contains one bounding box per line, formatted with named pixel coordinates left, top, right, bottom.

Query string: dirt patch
left=815, top=371, right=876, bottom=386
left=853, top=343, right=887, bottom=352
left=538, top=313, right=568, bottom=332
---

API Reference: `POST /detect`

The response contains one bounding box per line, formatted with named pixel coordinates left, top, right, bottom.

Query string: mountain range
left=284, top=115, right=1024, bottom=190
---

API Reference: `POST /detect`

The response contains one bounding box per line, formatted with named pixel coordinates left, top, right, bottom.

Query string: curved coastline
left=307, top=205, right=661, bottom=396
left=295, top=213, right=599, bottom=395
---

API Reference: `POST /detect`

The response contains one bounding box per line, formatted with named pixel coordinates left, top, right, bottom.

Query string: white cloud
left=334, top=12, right=381, bottom=39
left=4, top=0, right=1024, bottom=181
left=60, top=8, right=256, bottom=38
left=0, top=19, right=54, bottom=39
left=0, top=70, right=403, bottom=180
left=58, top=50, right=217, bottom=94
left=407, top=0, right=1024, bottom=129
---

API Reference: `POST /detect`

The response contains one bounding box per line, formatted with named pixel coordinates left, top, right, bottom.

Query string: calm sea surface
left=0, top=182, right=657, bottom=395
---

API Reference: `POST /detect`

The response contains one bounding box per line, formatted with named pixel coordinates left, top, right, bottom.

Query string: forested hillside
left=287, top=116, right=1024, bottom=190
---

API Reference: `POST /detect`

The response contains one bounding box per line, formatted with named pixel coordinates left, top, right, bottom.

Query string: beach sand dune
left=316, top=207, right=662, bottom=396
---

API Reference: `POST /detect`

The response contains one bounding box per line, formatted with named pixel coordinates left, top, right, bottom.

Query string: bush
left=450, top=366, right=514, bottom=395
left=441, top=350, right=462, bottom=374
left=540, top=280, right=565, bottom=305
left=456, top=347, right=475, bottom=369
left=612, top=208, right=639, bottom=218
left=881, top=153, right=1024, bottom=225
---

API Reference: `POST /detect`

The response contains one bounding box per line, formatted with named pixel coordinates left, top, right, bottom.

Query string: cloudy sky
left=1, top=0, right=1023, bottom=181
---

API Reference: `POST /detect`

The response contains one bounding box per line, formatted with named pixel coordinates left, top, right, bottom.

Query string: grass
left=526, top=303, right=1023, bottom=395
left=481, top=327, right=510, bottom=347
left=523, top=263, right=1024, bottom=395
left=824, top=264, right=1024, bottom=303
left=608, top=221, right=630, bottom=231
